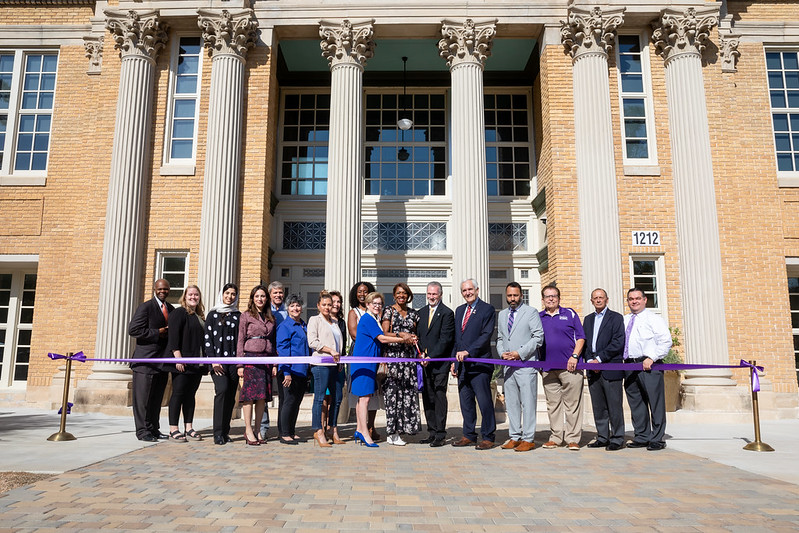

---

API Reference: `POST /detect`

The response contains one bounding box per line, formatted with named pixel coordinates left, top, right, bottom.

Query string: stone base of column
left=72, top=367, right=133, bottom=416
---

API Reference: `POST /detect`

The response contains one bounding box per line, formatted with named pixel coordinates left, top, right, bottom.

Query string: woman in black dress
left=167, top=285, right=207, bottom=442
left=204, top=283, right=240, bottom=445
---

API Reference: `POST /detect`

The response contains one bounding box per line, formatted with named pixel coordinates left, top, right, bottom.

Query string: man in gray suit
left=497, top=281, right=544, bottom=452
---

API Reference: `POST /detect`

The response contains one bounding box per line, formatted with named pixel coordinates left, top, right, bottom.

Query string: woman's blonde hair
left=179, top=285, right=205, bottom=319
left=364, top=291, right=384, bottom=305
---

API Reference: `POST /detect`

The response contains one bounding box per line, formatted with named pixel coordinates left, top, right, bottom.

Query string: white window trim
left=629, top=254, right=668, bottom=322
left=160, top=34, right=203, bottom=175
left=615, top=32, right=658, bottom=169
left=764, top=47, right=799, bottom=187
left=155, top=250, right=190, bottom=304
left=0, top=267, right=37, bottom=388
left=0, top=49, right=59, bottom=185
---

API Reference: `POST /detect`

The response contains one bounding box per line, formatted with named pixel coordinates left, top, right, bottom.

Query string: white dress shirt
left=623, top=308, right=672, bottom=361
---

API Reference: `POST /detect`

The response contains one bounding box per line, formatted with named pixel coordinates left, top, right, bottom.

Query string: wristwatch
left=571, top=353, right=579, bottom=359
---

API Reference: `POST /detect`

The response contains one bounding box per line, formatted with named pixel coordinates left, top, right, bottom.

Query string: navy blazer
left=452, top=298, right=496, bottom=378
left=417, top=303, right=455, bottom=374
left=582, top=308, right=626, bottom=381
left=128, top=296, right=174, bottom=373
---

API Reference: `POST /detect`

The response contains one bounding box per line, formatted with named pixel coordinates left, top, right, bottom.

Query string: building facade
left=0, top=0, right=797, bottom=418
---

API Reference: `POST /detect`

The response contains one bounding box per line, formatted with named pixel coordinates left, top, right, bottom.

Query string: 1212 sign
left=632, top=231, right=660, bottom=246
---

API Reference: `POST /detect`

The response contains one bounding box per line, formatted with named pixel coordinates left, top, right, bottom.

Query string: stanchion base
left=743, top=441, right=775, bottom=452
left=47, top=431, right=76, bottom=442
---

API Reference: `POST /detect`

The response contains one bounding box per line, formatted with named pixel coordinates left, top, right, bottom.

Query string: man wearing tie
left=128, top=279, right=173, bottom=442
left=497, top=282, right=544, bottom=452
left=623, top=287, right=672, bottom=451
left=416, top=281, right=455, bottom=447
left=451, top=278, right=497, bottom=450
left=583, top=288, right=626, bottom=451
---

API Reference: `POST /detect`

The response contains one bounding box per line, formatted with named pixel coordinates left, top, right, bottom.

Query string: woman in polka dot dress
left=204, top=283, right=241, bottom=445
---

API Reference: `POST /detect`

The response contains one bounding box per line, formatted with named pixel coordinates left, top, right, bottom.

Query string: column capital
left=104, top=9, right=168, bottom=61
left=319, top=19, right=375, bottom=69
left=719, top=32, right=741, bottom=73
left=652, top=6, right=718, bottom=64
left=198, top=8, right=258, bottom=60
left=438, top=18, right=497, bottom=69
left=83, top=35, right=103, bottom=75
left=560, top=6, right=625, bottom=62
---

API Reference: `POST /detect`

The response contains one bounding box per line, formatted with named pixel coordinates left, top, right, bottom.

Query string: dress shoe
left=419, top=435, right=436, bottom=444
left=279, top=437, right=298, bottom=445
left=500, top=439, right=520, bottom=450
left=138, top=434, right=157, bottom=442
left=223, top=435, right=233, bottom=443
left=331, top=435, right=346, bottom=445
left=627, top=441, right=649, bottom=448
left=452, top=437, right=476, bottom=447
left=605, top=443, right=623, bottom=451
left=514, top=441, right=535, bottom=452
left=475, top=440, right=495, bottom=450
left=587, top=440, right=609, bottom=448
left=314, top=429, right=333, bottom=447
left=429, top=439, right=446, bottom=448
left=567, top=442, right=580, bottom=451
left=213, top=435, right=226, bottom=445
left=542, top=441, right=559, bottom=449
left=647, top=442, right=666, bottom=451
left=153, top=432, right=169, bottom=440
left=387, top=434, right=406, bottom=446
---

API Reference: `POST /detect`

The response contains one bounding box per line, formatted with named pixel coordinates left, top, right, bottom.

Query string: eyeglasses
left=543, top=295, right=559, bottom=299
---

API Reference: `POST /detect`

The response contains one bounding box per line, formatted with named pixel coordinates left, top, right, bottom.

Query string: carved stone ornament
left=560, top=6, right=625, bottom=61
left=104, top=9, right=168, bottom=61
left=83, top=35, right=103, bottom=75
left=719, top=32, right=741, bottom=73
left=652, top=6, right=718, bottom=63
left=198, top=9, right=258, bottom=59
left=438, top=19, right=497, bottom=69
left=319, top=19, right=375, bottom=69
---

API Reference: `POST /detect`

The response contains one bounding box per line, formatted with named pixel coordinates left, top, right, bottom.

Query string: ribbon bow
left=47, top=351, right=87, bottom=362
left=740, top=360, right=764, bottom=392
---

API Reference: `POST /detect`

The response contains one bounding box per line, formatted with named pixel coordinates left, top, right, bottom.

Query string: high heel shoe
left=244, top=434, right=260, bottom=446
left=331, top=434, right=346, bottom=445
left=353, top=431, right=378, bottom=448
left=314, top=429, right=332, bottom=448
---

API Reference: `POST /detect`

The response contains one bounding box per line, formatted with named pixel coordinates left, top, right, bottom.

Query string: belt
left=624, top=356, right=649, bottom=363
left=250, top=335, right=267, bottom=339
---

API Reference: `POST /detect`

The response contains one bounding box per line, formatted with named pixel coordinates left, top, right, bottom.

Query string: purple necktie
left=508, top=308, right=516, bottom=333
left=623, top=313, right=636, bottom=360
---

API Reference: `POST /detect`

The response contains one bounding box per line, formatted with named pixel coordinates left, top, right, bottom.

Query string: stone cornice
left=105, top=9, right=168, bottom=61
left=652, top=6, right=718, bottom=64
left=0, top=0, right=94, bottom=4
left=198, top=8, right=258, bottom=60
left=319, top=19, right=375, bottom=69
left=560, top=6, right=625, bottom=61
left=438, top=18, right=497, bottom=69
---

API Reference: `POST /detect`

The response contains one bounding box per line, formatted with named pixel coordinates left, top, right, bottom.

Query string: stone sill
left=159, top=164, right=196, bottom=176
left=0, top=176, right=46, bottom=186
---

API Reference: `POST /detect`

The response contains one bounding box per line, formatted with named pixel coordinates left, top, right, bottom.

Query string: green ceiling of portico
left=279, top=38, right=537, bottom=72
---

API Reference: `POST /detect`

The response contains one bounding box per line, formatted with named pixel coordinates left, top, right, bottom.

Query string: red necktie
left=162, top=303, right=168, bottom=322
left=462, top=305, right=473, bottom=332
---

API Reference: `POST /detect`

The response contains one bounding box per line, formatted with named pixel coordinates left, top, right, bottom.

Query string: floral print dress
left=381, top=306, right=421, bottom=435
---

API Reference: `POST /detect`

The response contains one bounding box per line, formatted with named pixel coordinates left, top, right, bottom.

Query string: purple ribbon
left=47, top=351, right=87, bottom=362
left=57, top=402, right=73, bottom=415
left=739, top=360, right=764, bottom=392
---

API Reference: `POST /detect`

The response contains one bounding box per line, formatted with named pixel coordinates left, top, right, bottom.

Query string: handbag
left=376, top=362, right=388, bottom=383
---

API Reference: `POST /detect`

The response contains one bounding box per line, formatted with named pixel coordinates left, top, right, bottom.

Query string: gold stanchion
left=742, top=359, right=773, bottom=452
left=47, top=352, right=77, bottom=441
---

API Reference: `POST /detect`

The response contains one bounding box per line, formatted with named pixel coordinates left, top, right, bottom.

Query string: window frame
left=629, top=254, right=667, bottom=321
left=160, top=35, right=203, bottom=176
left=788, top=259, right=799, bottom=384
left=155, top=250, right=190, bottom=305
left=0, top=268, right=37, bottom=388
left=484, top=89, right=536, bottom=199
left=614, top=32, right=658, bottom=167
left=765, top=47, right=799, bottom=187
left=0, top=49, right=59, bottom=186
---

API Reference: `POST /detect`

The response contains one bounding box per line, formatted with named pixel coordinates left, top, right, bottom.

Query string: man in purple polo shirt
left=539, top=284, right=585, bottom=450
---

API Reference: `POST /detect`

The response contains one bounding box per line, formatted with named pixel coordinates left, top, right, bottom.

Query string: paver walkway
left=1, top=423, right=798, bottom=532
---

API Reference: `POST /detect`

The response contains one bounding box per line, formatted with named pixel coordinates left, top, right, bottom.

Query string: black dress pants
left=169, top=372, right=203, bottom=426
left=211, top=365, right=239, bottom=438
left=279, top=375, right=307, bottom=437
left=588, top=373, right=625, bottom=446
left=624, top=369, right=666, bottom=445
left=132, top=368, right=168, bottom=439
left=421, top=367, right=449, bottom=440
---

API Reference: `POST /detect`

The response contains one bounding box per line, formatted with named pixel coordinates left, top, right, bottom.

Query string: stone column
left=75, top=10, right=168, bottom=412
left=319, top=20, right=375, bottom=295
left=561, top=6, right=625, bottom=310
left=653, top=7, right=741, bottom=408
left=196, top=9, right=258, bottom=299
left=439, top=19, right=496, bottom=293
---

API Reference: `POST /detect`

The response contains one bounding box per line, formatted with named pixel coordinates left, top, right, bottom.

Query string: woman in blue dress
left=350, top=291, right=412, bottom=447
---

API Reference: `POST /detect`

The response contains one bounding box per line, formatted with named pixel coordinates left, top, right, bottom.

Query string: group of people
left=128, top=275, right=672, bottom=452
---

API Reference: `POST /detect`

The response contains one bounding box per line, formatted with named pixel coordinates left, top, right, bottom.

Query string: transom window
left=164, top=37, right=203, bottom=165
left=615, top=34, right=656, bottom=163
left=766, top=51, right=799, bottom=173
left=485, top=92, right=532, bottom=196
left=0, top=51, right=58, bottom=177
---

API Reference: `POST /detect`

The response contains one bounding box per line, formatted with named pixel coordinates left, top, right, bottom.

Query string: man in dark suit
left=417, top=281, right=455, bottom=447
left=128, top=279, right=173, bottom=442
left=583, top=288, right=626, bottom=450
left=451, top=278, right=497, bottom=450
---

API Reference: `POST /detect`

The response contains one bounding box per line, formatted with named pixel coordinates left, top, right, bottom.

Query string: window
left=766, top=50, right=799, bottom=176
left=362, top=222, right=446, bottom=251
left=615, top=35, right=656, bottom=164
left=0, top=271, right=36, bottom=386
left=630, top=256, right=666, bottom=317
left=488, top=223, right=527, bottom=251
left=485, top=92, right=533, bottom=196
left=789, top=275, right=799, bottom=384
left=282, top=221, right=326, bottom=250
left=365, top=92, right=447, bottom=196
left=156, top=251, right=189, bottom=304
left=0, top=51, right=58, bottom=181
left=163, top=37, right=203, bottom=169
left=279, top=92, right=330, bottom=195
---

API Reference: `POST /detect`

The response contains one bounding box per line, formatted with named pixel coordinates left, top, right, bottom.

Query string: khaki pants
left=542, top=369, right=584, bottom=445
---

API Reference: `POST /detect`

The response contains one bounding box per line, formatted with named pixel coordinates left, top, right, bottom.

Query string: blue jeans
left=311, top=366, right=340, bottom=430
